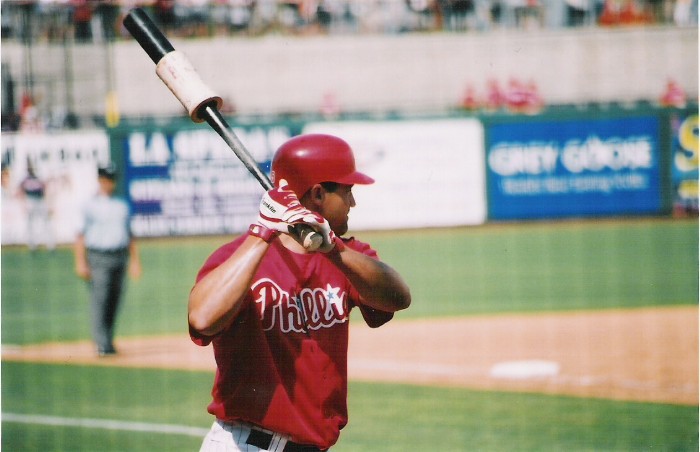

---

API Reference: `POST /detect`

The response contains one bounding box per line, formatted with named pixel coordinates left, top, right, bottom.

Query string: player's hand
left=257, top=180, right=329, bottom=239
left=316, top=222, right=340, bottom=254
left=129, top=259, right=142, bottom=280
left=75, top=261, right=91, bottom=281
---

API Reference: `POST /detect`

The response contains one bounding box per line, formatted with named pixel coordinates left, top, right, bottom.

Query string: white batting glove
left=257, top=180, right=330, bottom=241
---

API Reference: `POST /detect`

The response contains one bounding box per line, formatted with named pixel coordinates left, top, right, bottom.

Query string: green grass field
left=2, top=219, right=698, bottom=451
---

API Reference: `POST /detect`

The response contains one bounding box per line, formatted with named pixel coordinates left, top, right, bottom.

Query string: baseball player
left=189, top=134, right=411, bottom=451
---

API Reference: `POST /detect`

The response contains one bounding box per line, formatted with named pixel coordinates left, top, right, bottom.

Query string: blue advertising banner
left=121, top=124, right=296, bottom=237
left=486, top=116, right=662, bottom=220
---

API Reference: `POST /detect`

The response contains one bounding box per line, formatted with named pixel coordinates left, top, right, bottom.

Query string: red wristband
left=329, top=236, right=346, bottom=254
left=248, top=224, right=279, bottom=243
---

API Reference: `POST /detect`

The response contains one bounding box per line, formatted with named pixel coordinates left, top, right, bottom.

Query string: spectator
left=485, top=77, right=505, bottom=111
left=659, top=78, right=687, bottom=108
left=154, top=0, right=177, bottom=34
left=599, top=0, right=621, bottom=25
left=191, top=0, right=212, bottom=36
left=541, top=0, right=567, bottom=27
left=227, top=0, right=255, bottom=33
left=71, top=0, right=93, bottom=42
left=96, top=0, right=120, bottom=41
left=19, top=93, right=43, bottom=132
left=618, top=0, right=653, bottom=24
left=175, top=0, right=210, bottom=37
left=315, top=0, right=334, bottom=32
left=674, top=0, right=698, bottom=25
left=459, top=83, right=481, bottom=110
left=566, top=0, right=592, bottom=26
left=278, top=0, right=304, bottom=31
left=514, top=0, right=544, bottom=29
left=448, top=0, right=475, bottom=31
left=19, top=160, right=55, bottom=252
left=646, top=0, right=670, bottom=23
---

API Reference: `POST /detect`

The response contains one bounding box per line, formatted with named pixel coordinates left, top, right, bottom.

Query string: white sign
left=303, top=119, right=487, bottom=230
left=1, top=131, right=110, bottom=246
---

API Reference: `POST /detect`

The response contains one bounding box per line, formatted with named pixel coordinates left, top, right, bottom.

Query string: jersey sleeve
left=194, top=239, right=241, bottom=283
left=343, top=237, right=395, bottom=328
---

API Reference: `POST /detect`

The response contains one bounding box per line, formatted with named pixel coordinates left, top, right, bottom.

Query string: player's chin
left=333, top=221, right=349, bottom=237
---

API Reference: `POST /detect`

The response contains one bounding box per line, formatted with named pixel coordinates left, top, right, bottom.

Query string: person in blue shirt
left=74, top=164, right=141, bottom=357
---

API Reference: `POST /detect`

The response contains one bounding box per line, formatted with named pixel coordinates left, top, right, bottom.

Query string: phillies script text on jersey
left=252, top=278, right=348, bottom=333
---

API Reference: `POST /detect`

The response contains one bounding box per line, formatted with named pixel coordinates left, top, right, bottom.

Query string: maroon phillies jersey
left=190, top=234, right=393, bottom=449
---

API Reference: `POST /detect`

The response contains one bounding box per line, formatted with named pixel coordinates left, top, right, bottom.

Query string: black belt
left=87, top=247, right=128, bottom=255
left=246, top=428, right=323, bottom=452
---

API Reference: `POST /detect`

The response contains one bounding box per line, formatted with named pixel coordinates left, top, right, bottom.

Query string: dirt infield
left=3, top=306, right=697, bottom=406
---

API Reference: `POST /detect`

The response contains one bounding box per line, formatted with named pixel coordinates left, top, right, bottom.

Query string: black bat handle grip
left=123, top=8, right=174, bottom=64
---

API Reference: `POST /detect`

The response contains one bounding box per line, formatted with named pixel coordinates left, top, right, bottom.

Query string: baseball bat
left=122, top=8, right=322, bottom=251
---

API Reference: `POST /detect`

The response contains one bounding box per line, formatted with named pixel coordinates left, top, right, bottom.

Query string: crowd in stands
left=1, top=0, right=695, bottom=132
left=1, top=0, right=697, bottom=43
left=459, top=77, right=545, bottom=115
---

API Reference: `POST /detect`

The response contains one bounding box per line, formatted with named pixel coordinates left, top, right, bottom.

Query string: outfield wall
left=2, top=27, right=697, bottom=119
left=1, top=104, right=697, bottom=245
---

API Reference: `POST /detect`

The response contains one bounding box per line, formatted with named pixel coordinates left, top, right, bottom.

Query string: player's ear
left=306, top=184, right=325, bottom=209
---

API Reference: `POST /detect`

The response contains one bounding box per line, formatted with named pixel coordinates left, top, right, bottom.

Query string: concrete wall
left=2, top=26, right=697, bottom=120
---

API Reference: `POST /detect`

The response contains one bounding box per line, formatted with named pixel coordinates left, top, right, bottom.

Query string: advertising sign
left=304, top=118, right=487, bottom=230
left=486, top=116, right=663, bottom=220
left=1, top=131, right=110, bottom=245
left=670, top=113, right=698, bottom=215
left=123, top=124, right=295, bottom=237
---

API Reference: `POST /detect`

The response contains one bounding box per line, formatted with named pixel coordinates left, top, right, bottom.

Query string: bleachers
left=0, top=0, right=697, bottom=130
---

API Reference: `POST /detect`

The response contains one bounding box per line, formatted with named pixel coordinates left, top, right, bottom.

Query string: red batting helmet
left=271, top=134, right=374, bottom=197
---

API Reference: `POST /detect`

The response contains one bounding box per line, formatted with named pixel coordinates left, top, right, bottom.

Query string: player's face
left=321, top=184, right=355, bottom=236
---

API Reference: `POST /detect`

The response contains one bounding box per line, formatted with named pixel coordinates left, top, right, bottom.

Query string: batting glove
left=257, top=180, right=329, bottom=242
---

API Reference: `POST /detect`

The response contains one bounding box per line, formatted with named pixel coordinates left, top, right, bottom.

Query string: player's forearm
left=188, top=236, right=268, bottom=336
left=128, top=239, right=139, bottom=261
left=74, top=235, right=89, bottom=276
left=128, top=240, right=142, bottom=279
left=328, top=247, right=411, bottom=313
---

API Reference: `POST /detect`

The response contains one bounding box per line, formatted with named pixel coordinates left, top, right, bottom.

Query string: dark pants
left=87, top=249, right=128, bottom=352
